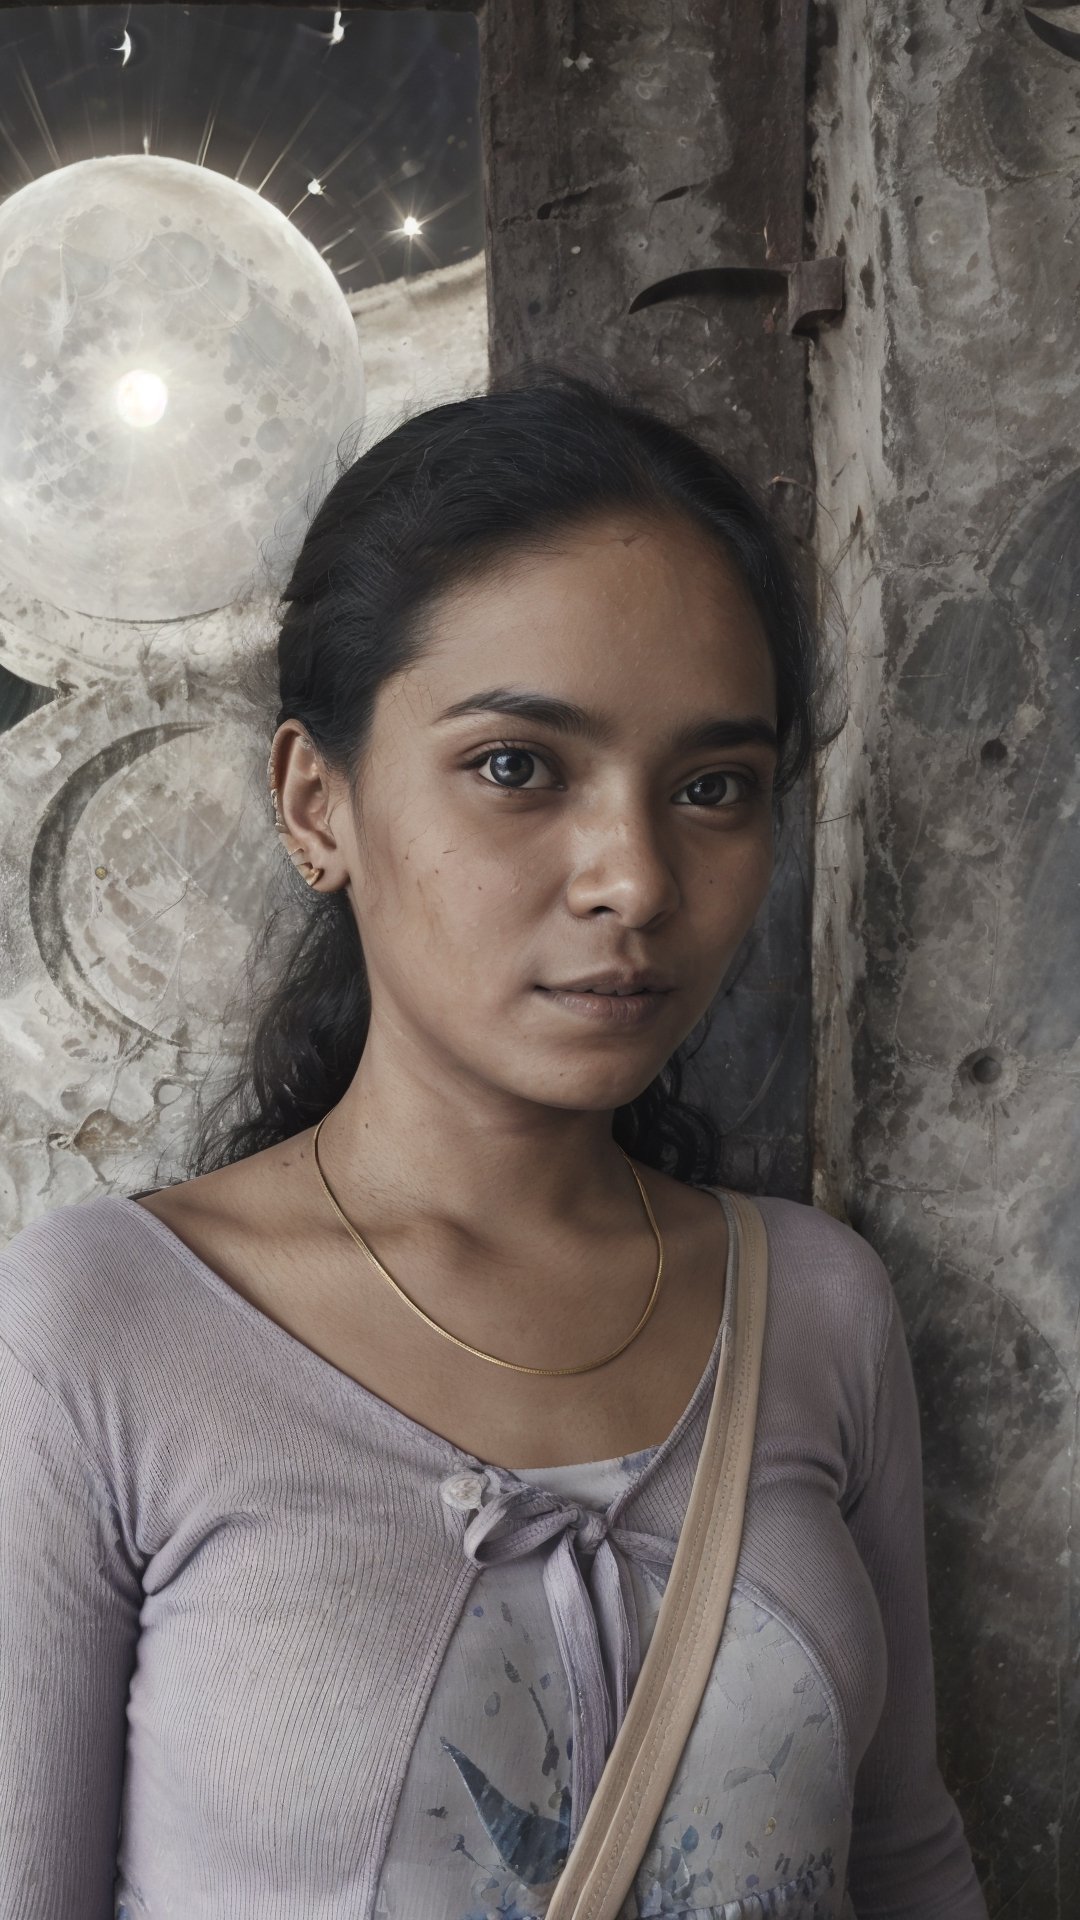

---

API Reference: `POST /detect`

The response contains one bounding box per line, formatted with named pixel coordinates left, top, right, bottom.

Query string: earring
left=284, top=840, right=324, bottom=886
left=268, top=757, right=324, bottom=887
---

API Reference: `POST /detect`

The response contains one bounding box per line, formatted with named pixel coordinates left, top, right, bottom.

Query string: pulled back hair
left=189, top=361, right=845, bottom=1189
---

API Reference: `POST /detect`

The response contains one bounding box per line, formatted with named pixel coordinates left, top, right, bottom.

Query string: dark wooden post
left=480, top=0, right=835, bottom=1196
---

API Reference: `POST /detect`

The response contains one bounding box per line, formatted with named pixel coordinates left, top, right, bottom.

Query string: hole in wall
left=962, top=1046, right=1005, bottom=1089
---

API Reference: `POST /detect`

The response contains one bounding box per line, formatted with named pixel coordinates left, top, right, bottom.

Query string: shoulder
left=720, top=1189, right=897, bottom=1377
left=0, top=1193, right=183, bottom=1406
left=1, top=1193, right=137, bottom=1329
left=701, top=1192, right=902, bottom=1489
left=750, top=1192, right=894, bottom=1294
left=0, top=1197, right=162, bottom=1499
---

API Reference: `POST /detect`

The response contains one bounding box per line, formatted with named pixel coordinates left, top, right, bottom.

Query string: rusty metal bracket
left=787, top=256, right=845, bottom=333
left=628, top=257, right=845, bottom=336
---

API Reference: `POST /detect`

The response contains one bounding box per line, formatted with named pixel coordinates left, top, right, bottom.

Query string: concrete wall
left=807, top=3, right=1079, bottom=1909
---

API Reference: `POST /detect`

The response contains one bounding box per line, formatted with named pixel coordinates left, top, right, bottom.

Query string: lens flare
left=115, top=369, right=169, bottom=428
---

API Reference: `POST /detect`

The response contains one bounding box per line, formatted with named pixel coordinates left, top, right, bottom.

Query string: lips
left=544, top=971, right=674, bottom=995
left=535, top=983, right=670, bottom=1025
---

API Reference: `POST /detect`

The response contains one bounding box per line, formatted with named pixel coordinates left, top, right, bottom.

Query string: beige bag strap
left=545, top=1187, right=769, bottom=1920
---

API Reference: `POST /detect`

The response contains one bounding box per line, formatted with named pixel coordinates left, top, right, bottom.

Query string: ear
left=267, top=723, right=347, bottom=892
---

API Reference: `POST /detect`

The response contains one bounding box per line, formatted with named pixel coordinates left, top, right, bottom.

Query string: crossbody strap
left=544, top=1187, right=769, bottom=1920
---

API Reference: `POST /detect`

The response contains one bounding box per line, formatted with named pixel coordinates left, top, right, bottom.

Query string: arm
left=0, top=1334, right=141, bottom=1920
left=844, top=1292, right=989, bottom=1919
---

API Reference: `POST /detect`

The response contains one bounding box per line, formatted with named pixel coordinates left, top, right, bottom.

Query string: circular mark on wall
left=957, top=1044, right=1018, bottom=1102
left=965, top=1047, right=1003, bottom=1087
left=935, top=33, right=1068, bottom=187
left=30, top=717, right=274, bottom=1050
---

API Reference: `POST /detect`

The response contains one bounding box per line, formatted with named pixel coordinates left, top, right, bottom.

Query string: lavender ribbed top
left=0, top=1187, right=988, bottom=1918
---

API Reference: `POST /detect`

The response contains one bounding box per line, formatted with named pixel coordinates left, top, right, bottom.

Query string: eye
left=466, top=743, right=559, bottom=793
left=463, top=744, right=757, bottom=806
left=674, top=770, right=761, bottom=808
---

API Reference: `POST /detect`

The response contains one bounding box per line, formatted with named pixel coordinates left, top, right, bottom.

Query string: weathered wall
left=807, top=3, right=1079, bottom=1910
left=0, top=253, right=488, bottom=1235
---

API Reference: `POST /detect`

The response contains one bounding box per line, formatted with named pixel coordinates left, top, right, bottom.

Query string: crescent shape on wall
left=28, top=720, right=206, bottom=1048
left=1024, top=7, right=1080, bottom=62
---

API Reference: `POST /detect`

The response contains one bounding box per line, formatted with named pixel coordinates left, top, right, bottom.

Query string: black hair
left=188, top=360, right=845, bottom=1190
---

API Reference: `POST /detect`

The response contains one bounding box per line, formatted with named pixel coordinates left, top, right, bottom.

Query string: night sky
left=0, top=5, right=484, bottom=293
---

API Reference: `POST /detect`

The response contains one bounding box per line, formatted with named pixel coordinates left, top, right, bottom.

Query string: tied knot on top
left=461, top=1473, right=677, bottom=1842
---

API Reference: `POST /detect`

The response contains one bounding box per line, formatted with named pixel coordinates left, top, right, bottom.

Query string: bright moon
left=115, top=369, right=169, bottom=428
left=402, top=215, right=422, bottom=236
left=0, top=153, right=365, bottom=620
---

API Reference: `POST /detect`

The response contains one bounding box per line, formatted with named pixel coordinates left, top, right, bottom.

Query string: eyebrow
left=433, top=688, right=779, bottom=756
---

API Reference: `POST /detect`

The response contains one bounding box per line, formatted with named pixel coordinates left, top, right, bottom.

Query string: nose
left=563, top=792, right=681, bottom=925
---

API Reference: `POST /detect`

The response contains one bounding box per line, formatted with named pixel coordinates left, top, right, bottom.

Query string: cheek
left=743, top=819, right=776, bottom=896
left=691, top=825, right=775, bottom=930
left=384, top=820, right=538, bottom=969
left=450, top=856, right=542, bottom=979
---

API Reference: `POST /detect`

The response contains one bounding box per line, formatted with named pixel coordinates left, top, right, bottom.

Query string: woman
left=0, top=366, right=987, bottom=1919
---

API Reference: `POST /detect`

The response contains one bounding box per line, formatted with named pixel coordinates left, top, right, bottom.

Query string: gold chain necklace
left=310, top=1113, right=665, bottom=1377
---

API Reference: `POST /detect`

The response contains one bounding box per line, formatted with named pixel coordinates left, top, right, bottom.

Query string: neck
left=314, top=1022, right=645, bottom=1255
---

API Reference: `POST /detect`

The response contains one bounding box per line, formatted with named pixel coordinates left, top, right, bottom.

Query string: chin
left=525, top=1063, right=667, bottom=1113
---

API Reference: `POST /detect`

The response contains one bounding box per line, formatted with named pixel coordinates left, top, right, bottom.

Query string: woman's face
left=305, top=507, right=779, bottom=1117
